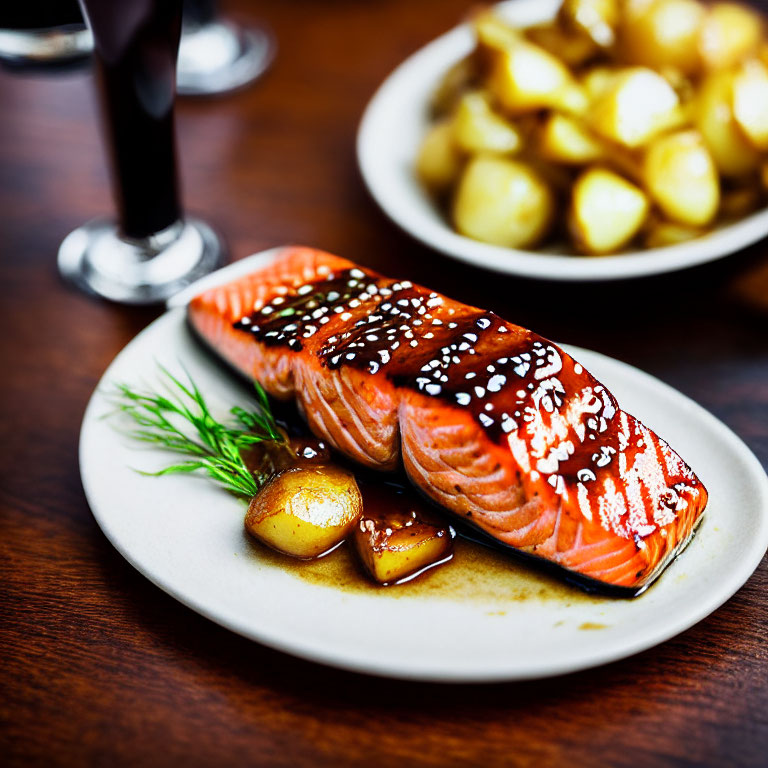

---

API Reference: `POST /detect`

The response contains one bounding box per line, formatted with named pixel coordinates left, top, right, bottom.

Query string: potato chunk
left=451, top=92, right=522, bottom=155
left=581, top=66, right=619, bottom=100
left=621, top=0, right=705, bottom=74
left=474, top=11, right=520, bottom=57
left=732, top=58, right=768, bottom=150
left=559, top=0, right=619, bottom=47
left=644, top=220, right=705, bottom=248
left=526, top=23, right=598, bottom=67
left=720, top=184, right=761, bottom=218
left=353, top=499, right=454, bottom=585
left=695, top=70, right=761, bottom=177
left=489, top=39, right=579, bottom=114
left=643, top=130, right=720, bottom=226
left=416, top=120, right=463, bottom=192
left=570, top=168, right=650, bottom=253
left=430, top=56, right=476, bottom=117
left=699, top=2, right=763, bottom=71
left=540, top=113, right=605, bottom=164
left=590, top=68, right=684, bottom=148
left=245, top=465, right=362, bottom=558
left=453, top=156, right=554, bottom=248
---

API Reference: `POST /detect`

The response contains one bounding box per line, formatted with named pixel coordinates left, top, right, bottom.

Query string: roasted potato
left=643, top=130, right=720, bottom=226
left=694, top=70, right=761, bottom=177
left=570, top=168, right=650, bottom=253
left=245, top=465, right=362, bottom=558
left=353, top=504, right=454, bottom=585
left=416, top=120, right=463, bottom=192
left=540, top=113, right=605, bottom=164
left=720, top=183, right=762, bottom=218
left=473, top=10, right=520, bottom=65
left=559, top=0, right=619, bottom=47
left=644, top=219, right=706, bottom=247
left=525, top=23, right=598, bottom=67
left=453, top=156, right=554, bottom=248
left=590, top=68, right=684, bottom=148
left=430, top=56, right=476, bottom=117
left=488, top=38, right=581, bottom=115
left=581, top=66, right=619, bottom=101
left=732, top=58, right=768, bottom=150
left=243, top=434, right=331, bottom=477
left=620, top=0, right=705, bottom=74
left=699, top=2, right=763, bottom=71
left=451, top=92, right=523, bottom=155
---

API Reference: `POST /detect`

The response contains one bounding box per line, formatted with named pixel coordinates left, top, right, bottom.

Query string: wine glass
left=58, top=0, right=225, bottom=304
left=177, top=0, right=275, bottom=96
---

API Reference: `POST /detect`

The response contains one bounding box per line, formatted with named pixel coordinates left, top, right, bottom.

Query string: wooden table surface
left=1, top=1, right=767, bottom=765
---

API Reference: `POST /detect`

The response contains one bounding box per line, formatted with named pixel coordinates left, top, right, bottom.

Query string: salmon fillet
left=188, top=246, right=708, bottom=595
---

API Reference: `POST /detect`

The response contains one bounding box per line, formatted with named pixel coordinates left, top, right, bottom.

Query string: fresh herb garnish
left=109, top=366, right=287, bottom=499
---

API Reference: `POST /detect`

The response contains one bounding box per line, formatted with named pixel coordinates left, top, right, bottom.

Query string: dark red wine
left=78, top=0, right=182, bottom=240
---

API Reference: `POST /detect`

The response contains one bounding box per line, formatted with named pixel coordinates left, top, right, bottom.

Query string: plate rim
left=356, top=0, right=768, bottom=282
left=79, top=261, right=768, bottom=682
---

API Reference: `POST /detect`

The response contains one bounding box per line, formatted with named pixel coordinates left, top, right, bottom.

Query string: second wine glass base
left=58, top=217, right=226, bottom=305
left=0, top=24, right=93, bottom=69
left=176, top=20, right=275, bottom=96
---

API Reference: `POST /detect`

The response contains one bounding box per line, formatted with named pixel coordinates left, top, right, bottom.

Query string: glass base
left=58, top=217, right=226, bottom=305
left=0, top=25, right=92, bottom=68
left=177, top=19, right=275, bottom=96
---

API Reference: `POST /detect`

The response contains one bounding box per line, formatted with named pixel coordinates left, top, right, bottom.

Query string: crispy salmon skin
left=188, top=246, right=708, bottom=595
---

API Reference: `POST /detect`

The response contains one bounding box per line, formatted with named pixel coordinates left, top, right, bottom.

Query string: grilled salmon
left=188, top=246, right=707, bottom=595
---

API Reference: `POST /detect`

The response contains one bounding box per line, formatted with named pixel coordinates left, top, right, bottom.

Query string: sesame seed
left=487, top=375, right=506, bottom=392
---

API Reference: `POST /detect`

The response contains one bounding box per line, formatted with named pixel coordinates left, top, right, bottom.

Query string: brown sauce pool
left=246, top=535, right=606, bottom=607
left=242, top=435, right=610, bottom=608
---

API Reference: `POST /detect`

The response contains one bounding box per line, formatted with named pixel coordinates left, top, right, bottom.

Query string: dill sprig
left=109, top=365, right=287, bottom=499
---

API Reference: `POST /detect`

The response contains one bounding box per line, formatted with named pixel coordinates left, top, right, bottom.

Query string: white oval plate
left=357, top=0, right=768, bottom=281
left=79, top=252, right=768, bottom=682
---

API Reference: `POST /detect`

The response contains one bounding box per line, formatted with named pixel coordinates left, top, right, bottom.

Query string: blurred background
left=1, top=2, right=766, bottom=766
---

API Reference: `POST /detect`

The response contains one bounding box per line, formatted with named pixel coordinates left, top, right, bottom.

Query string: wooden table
left=1, top=1, right=766, bottom=765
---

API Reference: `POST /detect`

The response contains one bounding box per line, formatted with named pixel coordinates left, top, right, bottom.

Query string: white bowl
left=357, top=0, right=768, bottom=281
